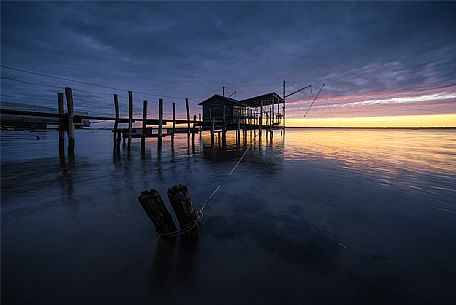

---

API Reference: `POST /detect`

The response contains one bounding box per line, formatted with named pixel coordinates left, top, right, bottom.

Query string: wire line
left=1, top=64, right=189, bottom=100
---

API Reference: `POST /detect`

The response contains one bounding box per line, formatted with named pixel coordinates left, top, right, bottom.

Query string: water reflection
left=284, top=128, right=456, bottom=209
left=150, top=232, right=200, bottom=294
left=284, top=128, right=456, bottom=176
left=2, top=129, right=456, bottom=305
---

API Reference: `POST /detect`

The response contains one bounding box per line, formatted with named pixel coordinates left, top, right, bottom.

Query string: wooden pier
left=1, top=82, right=296, bottom=156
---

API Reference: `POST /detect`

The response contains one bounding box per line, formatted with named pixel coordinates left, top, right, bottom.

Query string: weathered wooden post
left=210, top=108, right=214, bottom=146
left=64, top=87, right=75, bottom=154
left=272, top=97, right=275, bottom=126
left=283, top=80, right=286, bottom=134
left=259, top=100, right=263, bottom=138
left=222, top=105, right=226, bottom=138
left=138, top=189, right=177, bottom=237
left=237, top=112, right=241, bottom=146
left=198, top=113, right=202, bottom=134
left=270, top=107, right=273, bottom=139
left=158, top=98, right=163, bottom=147
left=244, top=126, right=247, bottom=145
left=58, top=93, right=65, bottom=155
left=167, top=185, right=198, bottom=233
left=141, top=100, right=148, bottom=151
left=128, top=91, right=133, bottom=148
left=172, top=102, right=176, bottom=141
left=192, top=114, right=196, bottom=143
left=249, top=109, right=253, bottom=139
left=113, top=94, right=119, bottom=145
left=186, top=98, right=190, bottom=137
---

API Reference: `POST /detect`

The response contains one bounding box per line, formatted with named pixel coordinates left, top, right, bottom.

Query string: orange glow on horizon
left=286, top=114, right=456, bottom=128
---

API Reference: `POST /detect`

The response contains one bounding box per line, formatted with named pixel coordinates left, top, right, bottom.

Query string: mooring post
left=283, top=80, right=286, bottom=134
left=158, top=98, right=163, bottom=146
left=113, top=94, right=119, bottom=145
left=210, top=108, right=214, bottom=146
left=249, top=109, right=253, bottom=139
left=142, top=100, right=148, bottom=151
left=171, top=102, right=175, bottom=139
left=272, top=97, right=275, bottom=126
left=64, top=87, right=75, bottom=154
left=192, top=114, right=196, bottom=143
left=270, top=107, right=273, bottom=139
left=222, top=105, right=226, bottom=146
left=186, top=98, right=190, bottom=138
left=237, top=113, right=241, bottom=145
left=266, top=112, right=269, bottom=140
left=244, top=126, right=247, bottom=145
left=58, top=92, right=65, bottom=155
left=138, top=189, right=177, bottom=237
left=167, top=185, right=198, bottom=233
left=259, top=100, right=263, bottom=138
left=128, top=91, right=133, bottom=148
left=198, top=113, right=202, bottom=134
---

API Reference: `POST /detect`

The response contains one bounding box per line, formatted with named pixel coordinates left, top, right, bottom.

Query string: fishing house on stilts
left=198, top=92, right=285, bottom=145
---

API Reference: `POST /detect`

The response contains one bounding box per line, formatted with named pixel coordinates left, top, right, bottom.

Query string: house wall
left=202, top=99, right=234, bottom=122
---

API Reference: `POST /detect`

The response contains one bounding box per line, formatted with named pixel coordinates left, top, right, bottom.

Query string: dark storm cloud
left=1, top=1, right=455, bottom=117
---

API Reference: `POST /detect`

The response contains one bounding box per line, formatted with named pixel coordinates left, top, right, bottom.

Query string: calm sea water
left=2, top=128, right=456, bottom=305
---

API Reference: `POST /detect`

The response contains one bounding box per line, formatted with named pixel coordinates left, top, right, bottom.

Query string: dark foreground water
left=2, top=128, right=456, bottom=305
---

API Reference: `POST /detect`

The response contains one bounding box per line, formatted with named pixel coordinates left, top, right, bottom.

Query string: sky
left=1, top=1, right=455, bottom=126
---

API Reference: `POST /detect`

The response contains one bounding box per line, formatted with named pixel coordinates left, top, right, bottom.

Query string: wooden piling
left=141, top=100, right=148, bottom=150
left=185, top=98, right=190, bottom=137
left=222, top=105, right=227, bottom=144
left=272, top=98, right=275, bottom=126
left=210, top=108, right=215, bottom=146
left=172, top=102, right=176, bottom=139
left=259, top=100, right=263, bottom=137
left=58, top=93, right=65, bottom=154
left=283, top=80, right=286, bottom=133
left=158, top=98, right=163, bottom=137
left=192, top=114, right=196, bottom=143
left=113, top=94, right=119, bottom=145
left=138, top=189, right=177, bottom=237
left=270, top=107, right=273, bottom=139
left=249, top=109, right=253, bottom=139
left=222, top=105, right=226, bottom=131
left=167, top=185, right=198, bottom=232
left=237, top=112, right=241, bottom=145
left=128, top=91, right=133, bottom=148
left=64, top=87, right=75, bottom=153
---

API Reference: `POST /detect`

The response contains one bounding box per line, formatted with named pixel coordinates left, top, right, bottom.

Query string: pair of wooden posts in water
left=138, top=185, right=199, bottom=238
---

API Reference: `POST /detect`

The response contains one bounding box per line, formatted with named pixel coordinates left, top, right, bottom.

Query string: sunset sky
left=1, top=2, right=455, bottom=127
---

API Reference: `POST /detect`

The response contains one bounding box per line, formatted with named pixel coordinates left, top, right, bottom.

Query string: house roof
left=198, top=92, right=284, bottom=108
left=197, top=94, right=244, bottom=106
left=239, top=92, right=284, bottom=107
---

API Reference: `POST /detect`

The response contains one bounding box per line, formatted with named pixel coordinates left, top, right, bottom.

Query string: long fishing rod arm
left=303, top=83, right=325, bottom=118
left=285, top=84, right=312, bottom=98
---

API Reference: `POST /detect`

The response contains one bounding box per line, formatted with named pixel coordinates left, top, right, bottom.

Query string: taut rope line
left=198, top=143, right=252, bottom=214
